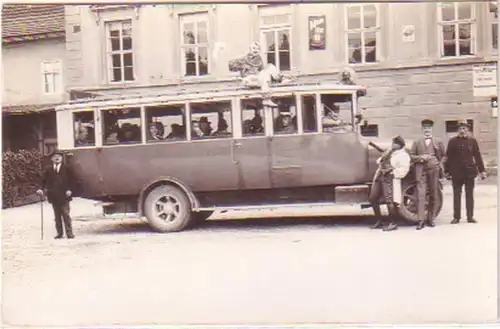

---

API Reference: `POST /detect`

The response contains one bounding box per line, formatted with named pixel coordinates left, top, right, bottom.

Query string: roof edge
left=2, top=31, right=65, bottom=44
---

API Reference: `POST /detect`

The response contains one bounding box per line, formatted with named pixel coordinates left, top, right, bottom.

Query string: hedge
left=2, top=149, right=44, bottom=209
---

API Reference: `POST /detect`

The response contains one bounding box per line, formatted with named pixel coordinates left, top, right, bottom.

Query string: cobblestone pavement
left=2, top=180, right=498, bottom=326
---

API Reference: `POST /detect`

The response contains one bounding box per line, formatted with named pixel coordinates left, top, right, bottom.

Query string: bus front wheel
left=143, top=185, right=192, bottom=233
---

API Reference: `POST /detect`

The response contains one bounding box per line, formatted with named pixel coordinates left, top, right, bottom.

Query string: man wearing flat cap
left=410, top=118, right=446, bottom=230
left=444, top=119, right=487, bottom=224
left=36, top=150, right=78, bottom=239
left=369, top=135, right=411, bottom=231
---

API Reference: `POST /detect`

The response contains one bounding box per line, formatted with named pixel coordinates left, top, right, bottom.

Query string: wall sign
left=309, top=16, right=326, bottom=50
left=402, top=25, right=415, bottom=43
left=473, top=63, right=497, bottom=97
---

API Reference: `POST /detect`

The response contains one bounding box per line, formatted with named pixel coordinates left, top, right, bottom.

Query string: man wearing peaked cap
left=369, top=135, right=411, bottom=231
left=410, top=118, right=446, bottom=230
left=444, top=119, right=487, bottom=224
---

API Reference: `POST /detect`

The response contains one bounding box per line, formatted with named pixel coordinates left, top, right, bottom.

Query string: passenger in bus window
left=74, top=120, right=95, bottom=146
left=275, top=111, right=297, bottom=134
left=192, top=120, right=204, bottom=138
left=148, top=122, right=165, bottom=141
left=117, top=123, right=141, bottom=144
left=199, top=116, right=213, bottom=136
left=213, top=111, right=232, bottom=137
left=166, top=123, right=186, bottom=140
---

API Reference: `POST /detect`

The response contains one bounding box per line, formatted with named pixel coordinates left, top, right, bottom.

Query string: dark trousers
left=369, top=175, right=397, bottom=222
left=452, top=177, right=475, bottom=220
left=417, top=167, right=440, bottom=223
left=52, top=202, right=73, bottom=236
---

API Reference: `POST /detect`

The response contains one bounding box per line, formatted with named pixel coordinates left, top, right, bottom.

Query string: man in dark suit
left=410, top=118, right=446, bottom=230
left=444, top=119, right=487, bottom=224
left=36, top=150, right=78, bottom=239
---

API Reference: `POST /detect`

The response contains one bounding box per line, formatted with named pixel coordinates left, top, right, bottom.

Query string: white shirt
left=390, top=148, right=411, bottom=179
left=54, top=163, right=61, bottom=173
left=424, top=137, right=432, bottom=147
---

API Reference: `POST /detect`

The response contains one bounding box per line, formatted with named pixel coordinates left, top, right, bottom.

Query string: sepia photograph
left=1, top=0, right=499, bottom=327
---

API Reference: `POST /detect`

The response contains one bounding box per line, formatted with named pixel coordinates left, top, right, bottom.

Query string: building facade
left=64, top=2, right=497, bottom=165
left=2, top=4, right=67, bottom=155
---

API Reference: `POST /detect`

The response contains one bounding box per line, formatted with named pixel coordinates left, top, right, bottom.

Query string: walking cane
left=40, top=194, right=44, bottom=240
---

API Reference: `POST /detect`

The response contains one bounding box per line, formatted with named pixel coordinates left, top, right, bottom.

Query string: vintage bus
left=56, top=81, right=442, bottom=232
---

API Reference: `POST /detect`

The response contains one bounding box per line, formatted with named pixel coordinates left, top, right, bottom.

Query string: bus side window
left=241, top=99, right=264, bottom=137
left=190, top=101, right=233, bottom=140
left=320, top=93, right=354, bottom=133
left=101, top=107, right=142, bottom=145
left=272, top=96, right=297, bottom=135
left=145, top=105, right=186, bottom=142
left=301, top=94, right=317, bottom=133
left=73, top=111, right=96, bottom=147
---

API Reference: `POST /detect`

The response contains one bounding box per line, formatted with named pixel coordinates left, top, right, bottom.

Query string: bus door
left=232, top=98, right=272, bottom=190
left=267, top=95, right=304, bottom=188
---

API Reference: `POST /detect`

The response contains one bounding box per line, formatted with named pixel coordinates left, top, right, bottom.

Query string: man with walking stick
left=444, top=119, right=487, bottom=224
left=36, top=150, right=78, bottom=239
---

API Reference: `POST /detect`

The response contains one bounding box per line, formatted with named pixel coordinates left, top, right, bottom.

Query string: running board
left=196, top=202, right=372, bottom=212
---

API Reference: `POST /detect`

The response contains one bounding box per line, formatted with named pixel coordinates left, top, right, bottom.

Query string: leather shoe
left=450, top=218, right=460, bottom=224
left=67, top=234, right=75, bottom=239
left=383, top=223, right=398, bottom=231
left=54, top=235, right=63, bottom=239
left=427, top=220, right=436, bottom=227
left=416, top=221, right=425, bottom=230
left=371, top=220, right=384, bottom=229
left=467, top=218, right=478, bottom=224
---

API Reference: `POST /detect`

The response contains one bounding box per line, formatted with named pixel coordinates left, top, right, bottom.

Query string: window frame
left=100, top=107, right=143, bottom=147
left=344, top=3, right=381, bottom=65
left=179, top=12, right=210, bottom=77
left=436, top=2, right=477, bottom=59
left=489, top=1, right=498, bottom=53
left=105, top=19, right=136, bottom=84
left=259, top=8, right=293, bottom=72
left=189, top=98, right=234, bottom=141
left=72, top=110, right=97, bottom=148
left=41, top=60, right=63, bottom=95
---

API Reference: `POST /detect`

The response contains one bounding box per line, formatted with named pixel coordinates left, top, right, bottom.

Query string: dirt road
left=2, top=181, right=497, bottom=326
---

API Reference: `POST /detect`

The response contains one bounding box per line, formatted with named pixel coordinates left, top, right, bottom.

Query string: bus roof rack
left=61, top=80, right=365, bottom=109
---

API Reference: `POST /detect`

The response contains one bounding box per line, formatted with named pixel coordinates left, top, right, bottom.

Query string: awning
left=2, top=103, right=61, bottom=115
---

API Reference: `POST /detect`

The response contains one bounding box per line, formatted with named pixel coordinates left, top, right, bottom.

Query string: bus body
left=56, top=81, right=441, bottom=232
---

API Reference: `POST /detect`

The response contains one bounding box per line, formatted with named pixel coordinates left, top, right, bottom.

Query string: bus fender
left=137, top=177, right=200, bottom=216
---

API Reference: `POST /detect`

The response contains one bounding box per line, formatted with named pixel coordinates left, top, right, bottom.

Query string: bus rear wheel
left=144, top=185, right=192, bottom=233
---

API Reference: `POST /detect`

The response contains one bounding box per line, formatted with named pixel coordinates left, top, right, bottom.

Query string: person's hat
left=421, top=118, right=434, bottom=126
left=392, top=135, right=406, bottom=148
left=280, top=111, right=292, bottom=116
left=50, top=149, right=64, bottom=157
left=457, top=119, right=471, bottom=128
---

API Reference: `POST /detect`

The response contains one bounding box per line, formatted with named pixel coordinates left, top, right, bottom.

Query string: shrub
left=2, top=149, right=44, bottom=209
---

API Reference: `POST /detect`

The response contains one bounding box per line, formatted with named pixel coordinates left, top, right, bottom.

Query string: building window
left=41, top=61, right=62, bottom=94
left=490, top=1, right=498, bottom=50
left=445, top=119, right=474, bottom=133
left=345, top=4, right=379, bottom=64
left=259, top=6, right=292, bottom=71
left=180, top=13, right=209, bottom=77
left=437, top=2, right=476, bottom=57
left=106, top=20, right=134, bottom=83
